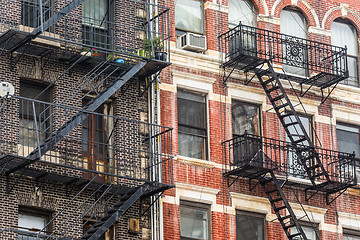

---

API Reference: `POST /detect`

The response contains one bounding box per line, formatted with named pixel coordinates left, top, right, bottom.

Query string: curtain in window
left=232, top=101, right=260, bottom=136
left=228, top=0, right=256, bottom=28
left=331, top=21, right=359, bottom=87
left=175, top=0, right=203, bottom=33
left=82, top=0, right=108, bottom=29
left=236, top=214, right=264, bottom=240
left=280, top=9, right=308, bottom=76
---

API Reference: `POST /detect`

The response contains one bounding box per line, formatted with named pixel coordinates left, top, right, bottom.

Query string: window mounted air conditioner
left=178, top=32, right=207, bottom=52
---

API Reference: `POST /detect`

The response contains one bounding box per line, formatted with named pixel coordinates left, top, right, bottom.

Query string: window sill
left=176, top=155, right=215, bottom=169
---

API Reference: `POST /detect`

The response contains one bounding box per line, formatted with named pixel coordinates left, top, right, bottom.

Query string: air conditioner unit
left=178, top=33, right=207, bottom=52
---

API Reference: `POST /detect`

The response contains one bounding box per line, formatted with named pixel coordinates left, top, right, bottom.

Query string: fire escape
left=0, top=0, right=173, bottom=239
left=220, top=24, right=357, bottom=239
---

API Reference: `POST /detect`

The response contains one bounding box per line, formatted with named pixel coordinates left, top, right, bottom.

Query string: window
left=331, top=20, right=359, bottom=87
left=175, top=0, right=204, bottom=35
left=344, top=229, right=360, bottom=240
left=236, top=211, right=265, bottom=240
left=336, top=123, right=360, bottom=181
left=19, top=81, right=51, bottom=149
left=228, top=0, right=256, bottom=28
left=18, top=207, right=51, bottom=239
left=285, top=114, right=312, bottom=178
left=82, top=0, right=113, bottom=51
left=289, top=222, right=318, bottom=240
left=280, top=8, right=308, bottom=76
left=21, top=0, right=52, bottom=28
left=82, top=101, right=113, bottom=180
left=177, top=90, right=207, bottom=160
left=180, top=202, right=210, bottom=240
left=83, top=220, right=114, bottom=240
left=232, top=100, right=260, bottom=137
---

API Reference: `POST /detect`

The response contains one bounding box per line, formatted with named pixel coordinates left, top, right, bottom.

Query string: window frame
left=228, top=0, right=257, bottom=28
left=331, top=19, right=360, bottom=87
left=231, top=99, right=262, bottom=137
left=289, top=221, right=319, bottom=240
left=180, top=201, right=211, bottom=240
left=177, top=89, right=208, bottom=160
left=18, top=206, right=52, bottom=234
left=343, top=228, right=360, bottom=240
left=235, top=210, right=266, bottom=240
left=175, top=0, right=205, bottom=35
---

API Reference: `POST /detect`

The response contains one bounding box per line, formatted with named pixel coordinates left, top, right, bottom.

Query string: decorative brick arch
left=271, top=0, right=320, bottom=27
left=254, top=0, right=269, bottom=16
left=322, top=6, right=360, bottom=35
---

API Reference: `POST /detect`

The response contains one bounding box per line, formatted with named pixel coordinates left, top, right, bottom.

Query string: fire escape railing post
left=32, top=101, right=42, bottom=160
left=38, top=0, right=44, bottom=33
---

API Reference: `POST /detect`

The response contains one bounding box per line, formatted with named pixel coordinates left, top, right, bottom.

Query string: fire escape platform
left=0, top=154, right=173, bottom=196
left=223, top=133, right=357, bottom=195
left=0, top=29, right=170, bottom=79
left=219, top=24, right=349, bottom=89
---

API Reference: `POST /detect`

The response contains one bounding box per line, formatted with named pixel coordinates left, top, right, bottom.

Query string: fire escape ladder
left=259, top=171, right=308, bottom=240
left=81, top=184, right=150, bottom=240
left=9, top=0, right=86, bottom=52
left=254, top=61, right=331, bottom=187
left=5, top=61, right=146, bottom=174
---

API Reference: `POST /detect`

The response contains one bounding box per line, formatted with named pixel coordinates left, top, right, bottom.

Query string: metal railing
left=0, top=228, right=68, bottom=240
left=223, top=133, right=356, bottom=185
left=0, top=95, right=173, bottom=186
left=0, top=0, right=171, bottom=62
left=219, top=23, right=348, bottom=83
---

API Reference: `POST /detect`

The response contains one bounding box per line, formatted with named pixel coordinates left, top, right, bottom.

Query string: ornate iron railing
left=0, top=95, right=173, bottom=186
left=219, top=23, right=348, bottom=87
left=0, top=0, right=170, bottom=62
left=223, top=133, right=356, bottom=185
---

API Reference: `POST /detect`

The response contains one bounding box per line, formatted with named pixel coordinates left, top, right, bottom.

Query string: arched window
left=228, top=0, right=256, bottom=28
left=280, top=8, right=308, bottom=76
left=331, top=20, right=359, bottom=87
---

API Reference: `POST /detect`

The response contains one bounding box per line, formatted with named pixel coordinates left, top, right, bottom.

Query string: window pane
left=285, top=115, right=311, bottom=177
left=175, top=0, right=203, bottom=33
left=232, top=101, right=260, bottom=136
left=83, top=0, right=108, bottom=28
left=236, top=213, right=264, bottom=240
left=337, top=124, right=360, bottom=156
left=228, top=0, right=256, bottom=27
left=180, top=205, right=209, bottom=240
left=331, top=21, right=359, bottom=87
left=177, top=90, right=207, bottom=159
left=344, top=234, right=360, bottom=240
left=178, top=133, right=206, bottom=159
left=280, top=9, right=308, bottom=76
left=290, top=225, right=317, bottom=240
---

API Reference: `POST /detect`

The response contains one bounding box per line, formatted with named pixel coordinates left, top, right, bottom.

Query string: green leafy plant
left=141, top=36, right=164, bottom=57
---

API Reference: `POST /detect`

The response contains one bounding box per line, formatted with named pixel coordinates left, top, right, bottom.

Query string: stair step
left=260, top=178, right=273, bottom=184
left=265, top=189, right=278, bottom=194
left=270, top=197, right=283, bottom=203
left=275, top=103, right=289, bottom=111
left=284, top=122, right=299, bottom=128
left=279, top=112, right=294, bottom=119
left=271, top=95, right=285, bottom=102
left=288, top=232, right=302, bottom=238
left=279, top=215, right=292, bottom=222
left=284, top=223, right=297, bottom=230
left=274, top=205, right=287, bottom=212
left=262, top=77, right=276, bottom=86
left=257, top=69, right=273, bottom=77
left=293, top=137, right=307, bottom=144
left=266, top=86, right=280, bottom=93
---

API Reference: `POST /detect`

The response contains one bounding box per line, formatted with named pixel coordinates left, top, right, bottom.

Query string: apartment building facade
left=0, top=0, right=173, bottom=239
left=161, top=0, right=360, bottom=239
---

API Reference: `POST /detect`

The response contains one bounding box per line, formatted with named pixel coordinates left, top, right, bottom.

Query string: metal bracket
left=304, top=188, right=320, bottom=202
left=326, top=188, right=347, bottom=205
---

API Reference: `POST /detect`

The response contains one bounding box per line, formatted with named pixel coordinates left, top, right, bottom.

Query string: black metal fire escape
left=0, top=0, right=172, bottom=239
left=220, top=24, right=355, bottom=240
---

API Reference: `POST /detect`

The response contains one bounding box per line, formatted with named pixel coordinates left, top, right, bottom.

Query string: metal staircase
left=259, top=170, right=307, bottom=240
left=5, top=61, right=146, bottom=174
left=254, top=61, right=331, bottom=188
left=81, top=184, right=149, bottom=240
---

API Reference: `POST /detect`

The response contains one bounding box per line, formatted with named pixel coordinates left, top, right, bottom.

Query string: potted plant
left=81, top=48, right=102, bottom=58
left=143, top=37, right=167, bottom=61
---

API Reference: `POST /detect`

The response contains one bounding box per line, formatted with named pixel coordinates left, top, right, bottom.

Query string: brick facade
left=161, top=0, right=360, bottom=239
